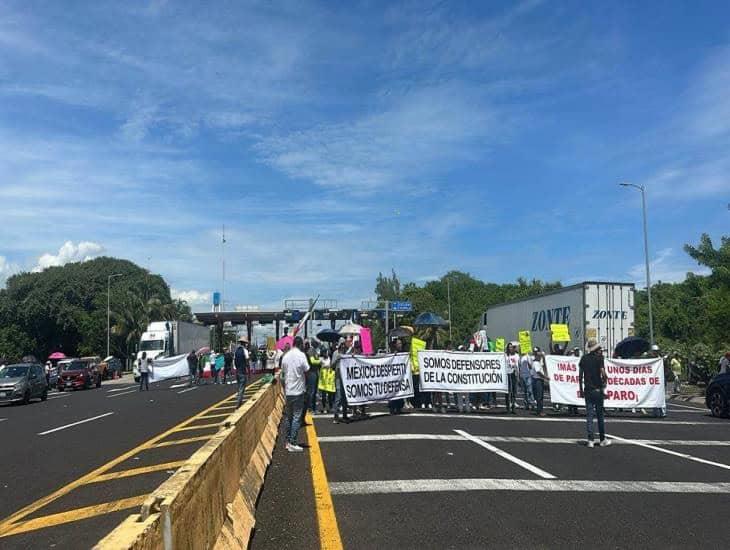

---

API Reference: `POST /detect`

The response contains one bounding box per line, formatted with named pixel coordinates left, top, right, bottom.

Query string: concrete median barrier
left=95, top=380, right=284, bottom=550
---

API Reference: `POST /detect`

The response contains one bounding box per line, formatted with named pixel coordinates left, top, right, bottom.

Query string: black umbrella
left=413, top=312, right=449, bottom=327
left=389, top=327, right=413, bottom=339
left=614, top=336, right=650, bottom=359
left=316, top=328, right=341, bottom=343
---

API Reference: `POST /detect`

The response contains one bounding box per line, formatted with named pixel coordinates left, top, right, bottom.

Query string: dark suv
left=57, top=359, right=102, bottom=391
left=706, top=372, right=730, bottom=418
left=0, top=363, right=49, bottom=405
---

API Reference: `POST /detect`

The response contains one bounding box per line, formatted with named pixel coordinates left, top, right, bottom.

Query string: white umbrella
left=339, top=322, right=363, bottom=336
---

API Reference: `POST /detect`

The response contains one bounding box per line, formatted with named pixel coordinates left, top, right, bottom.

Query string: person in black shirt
left=579, top=338, right=611, bottom=448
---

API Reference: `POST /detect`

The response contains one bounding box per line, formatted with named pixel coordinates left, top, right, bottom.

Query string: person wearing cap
left=504, top=342, right=519, bottom=414
left=579, top=338, right=610, bottom=448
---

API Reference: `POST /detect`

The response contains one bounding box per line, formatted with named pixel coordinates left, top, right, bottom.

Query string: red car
left=57, top=359, right=102, bottom=391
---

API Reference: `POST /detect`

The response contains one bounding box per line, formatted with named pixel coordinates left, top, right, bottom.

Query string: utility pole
left=384, top=300, right=389, bottom=350
left=221, top=224, right=226, bottom=312
left=447, top=277, right=453, bottom=342
left=620, top=183, right=654, bottom=344
left=107, top=273, right=123, bottom=358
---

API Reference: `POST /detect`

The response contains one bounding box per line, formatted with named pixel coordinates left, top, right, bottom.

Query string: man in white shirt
left=281, top=337, right=310, bottom=452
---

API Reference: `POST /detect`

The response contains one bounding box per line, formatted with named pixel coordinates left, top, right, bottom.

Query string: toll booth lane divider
left=94, top=379, right=284, bottom=550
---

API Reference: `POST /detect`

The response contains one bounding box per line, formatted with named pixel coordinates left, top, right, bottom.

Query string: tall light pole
left=107, top=273, right=123, bottom=358
left=446, top=276, right=453, bottom=342
left=620, top=183, right=654, bottom=344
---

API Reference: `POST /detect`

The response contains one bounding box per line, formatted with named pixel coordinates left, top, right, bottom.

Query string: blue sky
left=1, top=0, right=728, bottom=311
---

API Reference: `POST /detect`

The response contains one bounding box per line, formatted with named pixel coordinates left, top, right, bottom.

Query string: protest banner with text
left=418, top=350, right=508, bottom=393
left=339, top=353, right=413, bottom=405
left=545, top=355, right=665, bottom=408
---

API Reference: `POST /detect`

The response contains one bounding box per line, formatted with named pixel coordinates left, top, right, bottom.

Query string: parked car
left=100, top=356, right=122, bottom=379
left=0, top=363, right=49, bottom=405
left=80, top=356, right=105, bottom=379
left=57, top=359, right=102, bottom=391
left=706, top=372, right=730, bottom=418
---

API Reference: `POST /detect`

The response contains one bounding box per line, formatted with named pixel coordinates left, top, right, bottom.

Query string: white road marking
left=106, top=386, right=135, bottom=393
left=38, top=412, right=114, bottom=436
left=170, top=383, right=188, bottom=389
left=455, top=429, right=556, bottom=479
left=48, top=393, right=72, bottom=400
left=667, top=402, right=706, bottom=411
left=0, top=418, right=7, bottom=423
left=329, top=478, right=730, bottom=496
left=606, top=434, right=730, bottom=471
left=405, top=412, right=722, bottom=426
left=108, top=389, right=138, bottom=398
left=177, top=387, right=197, bottom=394
left=317, top=434, right=730, bottom=446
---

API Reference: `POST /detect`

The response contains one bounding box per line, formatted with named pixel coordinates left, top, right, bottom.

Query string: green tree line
left=372, top=233, right=728, bottom=368
left=0, top=257, right=192, bottom=362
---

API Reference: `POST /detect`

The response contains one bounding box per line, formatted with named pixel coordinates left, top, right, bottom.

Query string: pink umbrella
left=276, top=336, right=293, bottom=351
left=196, top=346, right=211, bottom=357
left=48, top=351, right=66, bottom=360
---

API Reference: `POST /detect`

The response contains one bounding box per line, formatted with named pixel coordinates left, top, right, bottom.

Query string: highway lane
left=0, top=375, right=265, bottom=549
left=251, top=398, right=730, bottom=550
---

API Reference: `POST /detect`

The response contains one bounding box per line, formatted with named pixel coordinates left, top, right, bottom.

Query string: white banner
left=418, top=351, right=508, bottom=392
left=150, top=354, right=190, bottom=383
left=339, top=353, right=413, bottom=405
left=545, top=355, right=666, bottom=408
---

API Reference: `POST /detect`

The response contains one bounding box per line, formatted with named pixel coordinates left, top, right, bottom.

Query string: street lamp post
left=107, top=274, right=123, bottom=358
left=620, top=183, right=654, bottom=345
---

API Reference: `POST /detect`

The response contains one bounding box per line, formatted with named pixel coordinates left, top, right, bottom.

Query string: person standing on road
left=670, top=353, right=682, bottom=395
left=519, top=347, right=535, bottom=410
left=234, top=339, right=250, bottom=408
left=504, top=343, right=518, bottom=414
left=281, top=336, right=310, bottom=452
left=187, top=350, right=197, bottom=387
left=138, top=352, right=151, bottom=391
left=579, top=338, right=611, bottom=448
left=223, top=349, right=234, bottom=384
left=720, top=352, right=730, bottom=374
left=530, top=348, right=547, bottom=416
left=305, top=341, right=321, bottom=415
left=332, top=342, right=350, bottom=423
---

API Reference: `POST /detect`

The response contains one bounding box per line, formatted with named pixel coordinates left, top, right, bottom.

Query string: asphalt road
left=0, top=374, right=264, bottom=549
left=251, top=396, right=730, bottom=550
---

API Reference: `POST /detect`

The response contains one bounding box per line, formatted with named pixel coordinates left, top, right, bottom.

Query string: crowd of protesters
left=275, top=331, right=730, bottom=452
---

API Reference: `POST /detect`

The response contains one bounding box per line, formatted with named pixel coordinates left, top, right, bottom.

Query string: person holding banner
left=332, top=342, right=350, bottom=424
left=530, top=348, right=548, bottom=416
left=504, top=343, right=518, bottom=414
left=519, top=347, right=535, bottom=410
left=578, top=338, right=611, bottom=448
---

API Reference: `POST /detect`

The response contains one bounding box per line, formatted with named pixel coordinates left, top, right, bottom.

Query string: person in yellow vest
left=317, top=347, right=335, bottom=414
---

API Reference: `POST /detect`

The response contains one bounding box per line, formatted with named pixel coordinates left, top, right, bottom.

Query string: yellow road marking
left=151, top=435, right=214, bottom=448
left=173, top=422, right=224, bottom=432
left=87, top=461, right=186, bottom=484
left=0, top=389, right=239, bottom=536
left=305, top=413, right=344, bottom=550
left=199, top=412, right=234, bottom=419
left=213, top=405, right=237, bottom=411
left=0, top=496, right=147, bottom=538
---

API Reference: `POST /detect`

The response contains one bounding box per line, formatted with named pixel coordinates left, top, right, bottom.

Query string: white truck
left=134, top=321, right=210, bottom=381
left=481, top=282, right=635, bottom=354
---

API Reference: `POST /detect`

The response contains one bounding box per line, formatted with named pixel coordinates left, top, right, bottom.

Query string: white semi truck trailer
left=481, top=282, right=636, bottom=354
left=134, top=321, right=210, bottom=381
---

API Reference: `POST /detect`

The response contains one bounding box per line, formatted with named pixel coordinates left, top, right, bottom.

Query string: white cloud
left=33, top=241, right=105, bottom=272
left=628, top=248, right=710, bottom=286
left=170, top=289, right=211, bottom=305
left=0, top=256, right=20, bottom=286
left=256, top=83, right=497, bottom=193
left=686, top=45, right=730, bottom=140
